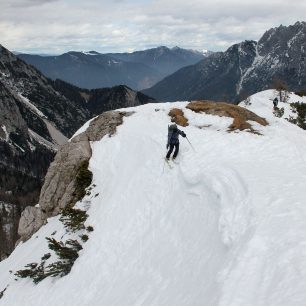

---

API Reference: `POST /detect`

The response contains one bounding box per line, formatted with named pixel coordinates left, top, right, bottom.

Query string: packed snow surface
left=1, top=90, right=306, bottom=305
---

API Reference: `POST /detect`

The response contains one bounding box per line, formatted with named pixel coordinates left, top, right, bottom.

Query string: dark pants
left=166, top=143, right=179, bottom=159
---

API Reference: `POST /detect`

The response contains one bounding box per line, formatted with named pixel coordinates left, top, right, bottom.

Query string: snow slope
left=1, top=90, right=306, bottom=305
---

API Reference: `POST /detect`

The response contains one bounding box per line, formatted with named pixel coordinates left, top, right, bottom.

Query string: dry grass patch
left=187, top=100, right=268, bottom=133
left=168, top=108, right=189, bottom=127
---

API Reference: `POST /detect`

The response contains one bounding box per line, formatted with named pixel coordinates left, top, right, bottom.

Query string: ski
left=165, top=158, right=173, bottom=169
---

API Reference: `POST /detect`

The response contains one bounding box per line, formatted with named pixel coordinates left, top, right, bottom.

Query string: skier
left=166, top=123, right=186, bottom=160
left=273, top=97, right=278, bottom=108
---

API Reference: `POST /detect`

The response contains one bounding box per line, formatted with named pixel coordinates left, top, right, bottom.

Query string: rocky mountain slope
left=18, top=51, right=162, bottom=91
left=18, top=46, right=208, bottom=90
left=0, top=45, right=154, bottom=259
left=143, top=22, right=306, bottom=102
left=0, top=44, right=88, bottom=259
left=52, top=79, right=155, bottom=116
left=0, top=45, right=89, bottom=137
left=1, top=89, right=306, bottom=305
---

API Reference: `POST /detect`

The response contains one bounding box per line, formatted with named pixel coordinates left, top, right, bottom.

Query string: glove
left=182, top=132, right=186, bottom=138
left=167, top=143, right=169, bottom=149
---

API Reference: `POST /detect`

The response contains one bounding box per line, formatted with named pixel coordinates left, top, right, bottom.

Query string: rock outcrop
left=18, top=206, right=45, bottom=241
left=18, top=111, right=133, bottom=241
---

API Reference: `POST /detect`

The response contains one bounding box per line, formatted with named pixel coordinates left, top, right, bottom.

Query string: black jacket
left=167, top=124, right=186, bottom=145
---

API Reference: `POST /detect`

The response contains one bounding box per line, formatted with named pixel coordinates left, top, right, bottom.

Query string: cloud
left=4, top=0, right=59, bottom=8
left=0, top=0, right=305, bottom=54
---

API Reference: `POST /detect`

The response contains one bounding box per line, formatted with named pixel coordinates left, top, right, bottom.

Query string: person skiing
left=166, top=123, right=186, bottom=160
left=273, top=97, right=278, bottom=108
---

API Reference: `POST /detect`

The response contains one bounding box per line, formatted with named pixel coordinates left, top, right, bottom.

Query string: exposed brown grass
left=187, top=100, right=268, bottom=133
left=168, top=108, right=189, bottom=127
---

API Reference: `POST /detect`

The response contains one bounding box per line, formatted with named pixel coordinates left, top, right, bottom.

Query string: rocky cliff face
left=18, top=110, right=132, bottom=241
left=0, top=78, right=56, bottom=258
left=0, top=202, right=19, bottom=260
left=143, top=22, right=306, bottom=103
left=0, top=45, right=72, bottom=258
left=239, top=22, right=306, bottom=98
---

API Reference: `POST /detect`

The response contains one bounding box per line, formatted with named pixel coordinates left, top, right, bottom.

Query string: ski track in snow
left=1, top=91, right=306, bottom=305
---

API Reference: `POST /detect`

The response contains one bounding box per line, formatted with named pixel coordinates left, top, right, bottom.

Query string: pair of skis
left=164, top=157, right=178, bottom=170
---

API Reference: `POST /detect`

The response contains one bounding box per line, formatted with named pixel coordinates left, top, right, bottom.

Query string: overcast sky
left=0, top=0, right=305, bottom=54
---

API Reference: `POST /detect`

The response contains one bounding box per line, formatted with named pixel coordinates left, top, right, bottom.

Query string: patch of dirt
left=187, top=100, right=268, bottom=133
left=168, top=108, right=189, bottom=127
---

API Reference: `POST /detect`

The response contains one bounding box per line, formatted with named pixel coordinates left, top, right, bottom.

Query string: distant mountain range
left=0, top=44, right=154, bottom=258
left=143, top=22, right=306, bottom=102
left=18, top=46, right=210, bottom=90
left=107, top=46, right=208, bottom=77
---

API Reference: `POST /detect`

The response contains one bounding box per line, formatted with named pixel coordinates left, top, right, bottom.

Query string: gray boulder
left=18, top=207, right=46, bottom=241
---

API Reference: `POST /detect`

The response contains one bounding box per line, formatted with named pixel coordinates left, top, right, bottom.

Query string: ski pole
left=186, top=136, right=196, bottom=152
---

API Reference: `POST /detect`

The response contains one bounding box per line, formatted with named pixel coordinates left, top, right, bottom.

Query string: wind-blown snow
left=1, top=90, right=306, bottom=305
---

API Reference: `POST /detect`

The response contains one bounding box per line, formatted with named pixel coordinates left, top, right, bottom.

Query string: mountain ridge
left=17, top=46, right=210, bottom=90
left=143, top=22, right=306, bottom=102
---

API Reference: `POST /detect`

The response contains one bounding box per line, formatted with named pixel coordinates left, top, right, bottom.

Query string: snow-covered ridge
left=1, top=90, right=306, bottom=305
left=241, top=89, right=306, bottom=122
